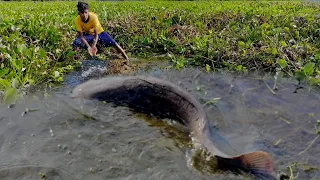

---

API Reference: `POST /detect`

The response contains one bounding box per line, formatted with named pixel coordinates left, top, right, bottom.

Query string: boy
left=73, top=1, right=128, bottom=60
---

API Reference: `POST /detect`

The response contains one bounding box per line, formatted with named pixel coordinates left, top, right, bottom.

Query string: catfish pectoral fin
left=216, top=151, right=275, bottom=180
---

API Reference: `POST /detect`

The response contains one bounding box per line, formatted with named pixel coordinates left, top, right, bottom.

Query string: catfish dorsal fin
left=233, top=151, right=274, bottom=176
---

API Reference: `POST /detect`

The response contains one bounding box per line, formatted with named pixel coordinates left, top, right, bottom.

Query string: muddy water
left=0, top=60, right=319, bottom=180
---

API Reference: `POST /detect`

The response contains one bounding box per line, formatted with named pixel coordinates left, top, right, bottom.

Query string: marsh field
left=0, top=1, right=320, bottom=180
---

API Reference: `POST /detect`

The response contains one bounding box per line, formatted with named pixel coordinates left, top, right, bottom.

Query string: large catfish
left=71, top=76, right=275, bottom=179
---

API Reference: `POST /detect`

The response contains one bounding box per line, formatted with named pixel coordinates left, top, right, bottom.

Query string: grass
left=1, top=1, right=320, bottom=104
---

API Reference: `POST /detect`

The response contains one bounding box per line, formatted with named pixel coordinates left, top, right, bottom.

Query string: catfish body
left=71, top=76, right=275, bottom=179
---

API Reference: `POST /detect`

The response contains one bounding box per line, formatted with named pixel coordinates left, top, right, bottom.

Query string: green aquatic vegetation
left=0, top=2, right=78, bottom=104
left=1, top=1, right=320, bottom=104
left=282, top=162, right=319, bottom=180
left=203, top=97, right=221, bottom=106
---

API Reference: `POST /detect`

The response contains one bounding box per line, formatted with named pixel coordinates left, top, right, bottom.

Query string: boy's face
left=79, top=9, right=89, bottom=22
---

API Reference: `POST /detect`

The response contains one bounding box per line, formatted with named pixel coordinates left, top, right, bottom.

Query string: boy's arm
left=92, top=29, right=98, bottom=47
left=91, top=14, right=100, bottom=48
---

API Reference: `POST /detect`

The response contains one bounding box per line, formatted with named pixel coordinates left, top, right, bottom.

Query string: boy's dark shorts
left=72, top=31, right=117, bottom=49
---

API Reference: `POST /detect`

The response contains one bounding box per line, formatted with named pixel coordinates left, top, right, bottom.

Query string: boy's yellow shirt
left=75, top=12, right=104, bottom=35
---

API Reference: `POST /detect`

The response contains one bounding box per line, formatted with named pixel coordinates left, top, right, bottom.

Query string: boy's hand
left=87, top=47, right=94, bottom=56
left=87, top=46, right=97, bottom=57
left=91, top=45, right=97, bottom=56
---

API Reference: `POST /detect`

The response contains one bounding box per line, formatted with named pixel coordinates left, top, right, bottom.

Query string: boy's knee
left=99, top=32, right=117, bottom=47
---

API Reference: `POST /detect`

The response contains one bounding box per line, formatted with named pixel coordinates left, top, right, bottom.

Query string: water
left=0, top=59, right=319, bottom=180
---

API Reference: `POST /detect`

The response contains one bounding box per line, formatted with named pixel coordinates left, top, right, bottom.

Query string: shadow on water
left=0, top=59, right=319, bottom=180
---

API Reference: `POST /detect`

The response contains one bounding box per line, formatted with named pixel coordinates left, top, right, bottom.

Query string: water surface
left=0, top=59, right=319, bottom=180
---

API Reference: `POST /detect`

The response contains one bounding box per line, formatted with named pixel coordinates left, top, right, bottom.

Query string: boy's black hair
left=77, top=1, right=89, bottom=13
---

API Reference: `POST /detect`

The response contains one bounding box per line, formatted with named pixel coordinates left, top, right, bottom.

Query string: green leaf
left=0, top=78, right=10, bottom=89
left=17, top=44, right=27, bottom=54
left=284, top=27, right=290, bottom=32
left=67, top=51, right=76, bottom=57
left=309, top=77, right=320, bottom=86
left=3, top=87, right=17, bottom=105
left=303, top=62, right=314, bottom=76
left=0, top=69, right=9, bottom=78
left=11, top=78, right=20, bottom=89
left=26, top=49, right=33, bottom=58
left=38, top=48, right=46, bottom=58
left=205, top=64, right=211, bottom=72
left=280, top=41, right=287, bottom=47
left=143, top=38, right=149, bottom=45
left=238, top=41, right=245, bottom=47
left=236, top=65, right=243, bottom=71
left=6, top=71, right=16, bottom=80
left=278, top=59, right=287, bottom=69
left=11, top=59, right=22, bottom=71
left=295, top=70, right=306, bottom=81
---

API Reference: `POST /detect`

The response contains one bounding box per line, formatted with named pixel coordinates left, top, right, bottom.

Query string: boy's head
left=77, top=1, right=89, bottom=21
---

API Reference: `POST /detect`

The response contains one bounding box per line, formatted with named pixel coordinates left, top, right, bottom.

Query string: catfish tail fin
left=216, top=151, right=275, bottom=179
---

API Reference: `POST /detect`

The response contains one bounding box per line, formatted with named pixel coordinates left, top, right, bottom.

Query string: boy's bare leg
left=114, top=43, right=128, bottom=60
